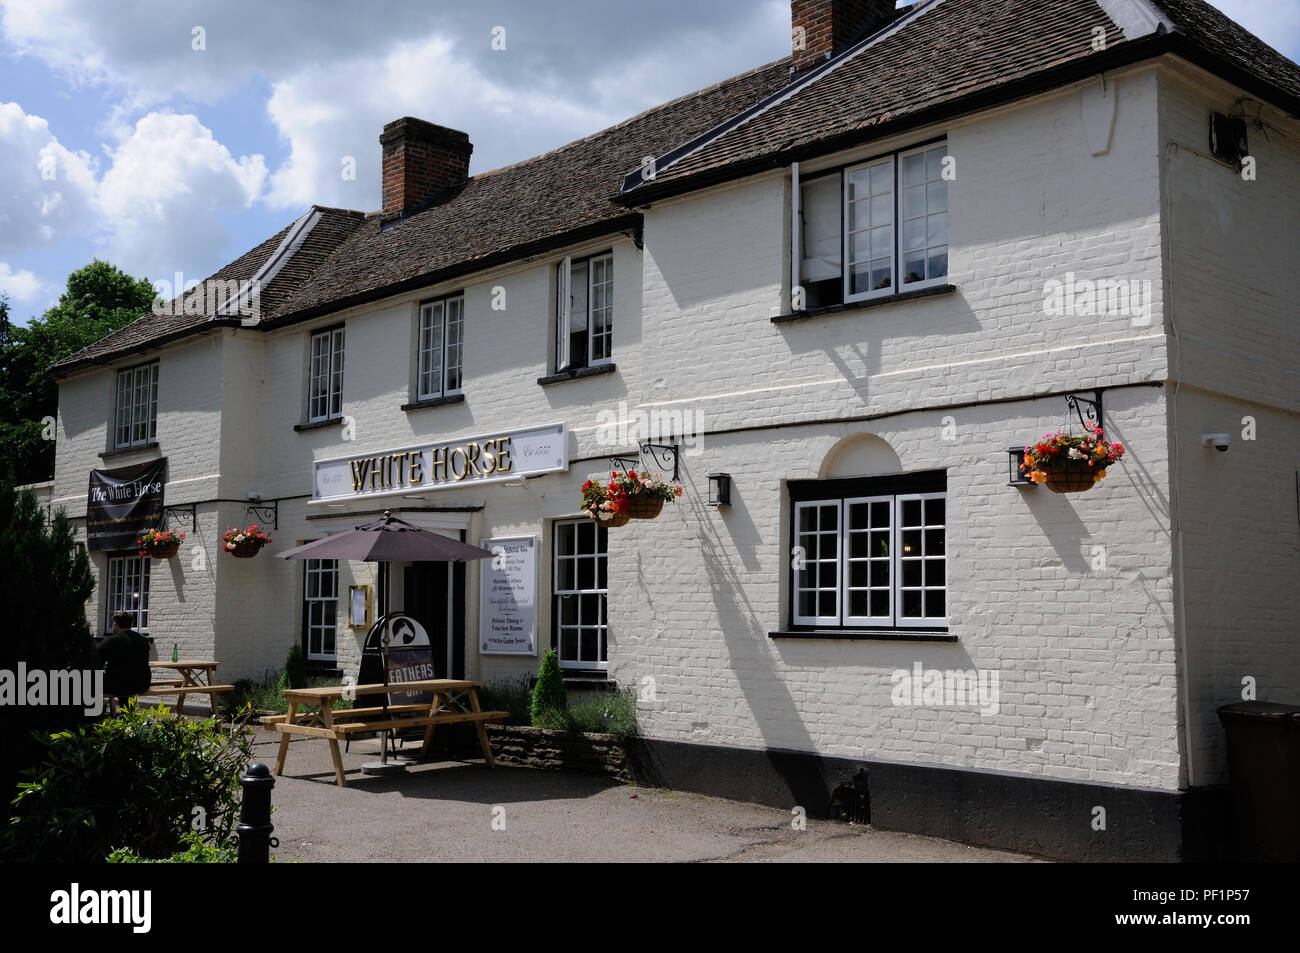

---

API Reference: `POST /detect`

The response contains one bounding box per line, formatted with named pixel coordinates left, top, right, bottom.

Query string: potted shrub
left=222, top=524, right=271, bottom=558
left=580, top=471, right=683, bottom=525
left=138, top=527, right=184, bottom=559
left=1021, top=424, right=1126, bottom=493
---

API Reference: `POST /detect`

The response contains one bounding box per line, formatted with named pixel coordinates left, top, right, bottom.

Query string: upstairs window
left=114, top=361, right=158, bottom=449
left=417, top=294, right=464, bottom=399
left=796, top=140, right=948, bottom=309
left=308, top=326, right=345, bottom=422
left=555, top=252, right=613, bottom=372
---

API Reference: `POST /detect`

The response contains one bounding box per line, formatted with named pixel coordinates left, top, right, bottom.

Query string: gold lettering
left=450, top=447, right=468, bottom=481
left=495, top=437, right=513, bottom=473
left=480, top=438, right=497, bottom=475
left=430, top=447, right=447, bottom=482
left=409, top=451, right=424, bottom=484
left=370, top=456, right=384, bottom=490
left=465, top=442, right=482, bottom=476
left=391, top=453, right=405, bottom=486
left=350, top=459, right=369, bottom=492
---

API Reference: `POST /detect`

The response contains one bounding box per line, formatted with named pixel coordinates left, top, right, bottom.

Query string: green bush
left=107, top=830, right=238, bottom=864
left=565, top=689, right=639, bottom=738
left=224, top=671, right=352, bottom=719
left=477, top=675, right=533, bottom=725
left=529, top=650, right=568, bottom=726
left=0, top=482, right=96, bottom=799
left=1, top=702, right=253, bottom=862
left=277, top=643, right=308, bottom=691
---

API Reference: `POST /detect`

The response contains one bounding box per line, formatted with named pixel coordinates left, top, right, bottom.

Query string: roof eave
left=257, top=213, right=643, bottom=333
left=616, top=31, right=1221, bottom=207
left=49, top=317, right=244, bottom=381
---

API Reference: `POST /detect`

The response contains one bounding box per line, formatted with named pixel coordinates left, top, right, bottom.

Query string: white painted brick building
left=41, top=0, right=1299, bottom=859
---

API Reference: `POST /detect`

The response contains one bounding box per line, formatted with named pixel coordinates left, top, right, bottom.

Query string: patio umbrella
left=278, top=511, right=494, bottom=772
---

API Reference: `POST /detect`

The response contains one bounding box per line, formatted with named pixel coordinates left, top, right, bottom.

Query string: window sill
left=400, top=393, right=465, bottom=412
left=769, top=629, right=955, bottom=643
left=99, top=441, right=160, bottom=460
left=537, top=363, right=616, bottom=386
left=772, top=284, right=958, bottom=324
left=294, top=417, right=344, bottom=433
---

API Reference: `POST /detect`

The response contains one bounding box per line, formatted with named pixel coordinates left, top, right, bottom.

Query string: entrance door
left=403, top=561, right=466, bottom=679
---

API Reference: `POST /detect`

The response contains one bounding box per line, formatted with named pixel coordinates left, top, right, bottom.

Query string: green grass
left=530, top=687, right=639, bottom=738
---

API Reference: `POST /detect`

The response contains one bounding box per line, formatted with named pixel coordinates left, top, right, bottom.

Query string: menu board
left=479, top=536, right=536, bottom=655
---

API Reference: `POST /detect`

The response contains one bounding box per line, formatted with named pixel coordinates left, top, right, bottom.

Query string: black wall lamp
left=708, top=473, right=732, bottom=507
left=1007, top=448, right=1035, bottom=488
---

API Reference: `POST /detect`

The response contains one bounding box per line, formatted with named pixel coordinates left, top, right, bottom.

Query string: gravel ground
left=253, top=730, right=1042, bottom=863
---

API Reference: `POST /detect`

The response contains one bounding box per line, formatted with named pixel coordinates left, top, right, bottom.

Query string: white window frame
left=303, top=558, right=338, bottom=662
left=552, top=520, right=608, bottom=671
left=417, top=294, right=465, bottom=400
left=793, top=139, right=949, bottom=308
left=114, top=361, right=158, bottom=449
left=106, top=554, right=151, bottom=634
left=792, top=491, right=946, bottom=629
left=308, top=326, right=345, bottom=423
left=555, top=252, right=613, bottom=372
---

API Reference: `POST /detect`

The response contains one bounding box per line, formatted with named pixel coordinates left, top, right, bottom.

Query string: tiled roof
left=621, top=0, right=1300, bottom=202
left=54, top=0, right=1300, bottom=373
left=261, top=58, right=792, bottom=327
left=52, top=207, right=366, bottom=375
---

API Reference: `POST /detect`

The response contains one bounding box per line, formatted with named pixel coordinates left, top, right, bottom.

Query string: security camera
left=1201, top=434, right=1231, bottom=453
left=246, top=491, right=262, bottom=500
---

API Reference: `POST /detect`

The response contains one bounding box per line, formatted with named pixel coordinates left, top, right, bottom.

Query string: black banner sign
left=86, top=459, right=167, bottom=552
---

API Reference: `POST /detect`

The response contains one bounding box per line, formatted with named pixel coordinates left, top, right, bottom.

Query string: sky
left=1, top=0, right=1298, bottom=322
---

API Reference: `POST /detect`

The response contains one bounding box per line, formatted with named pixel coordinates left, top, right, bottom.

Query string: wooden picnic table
left=144, top=660, right=233, bottom=715
left=266, top=679, right=508, bottom=787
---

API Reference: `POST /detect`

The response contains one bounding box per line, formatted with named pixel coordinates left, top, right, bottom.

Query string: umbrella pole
left=362, top=558, right=405, bottom=776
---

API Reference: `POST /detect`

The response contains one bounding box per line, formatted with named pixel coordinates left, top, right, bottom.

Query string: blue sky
left=2, top=0, right=1298, bottom=322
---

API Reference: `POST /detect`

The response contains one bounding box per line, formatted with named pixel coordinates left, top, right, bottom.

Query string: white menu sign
left=479, top=536, right=537, bottom=655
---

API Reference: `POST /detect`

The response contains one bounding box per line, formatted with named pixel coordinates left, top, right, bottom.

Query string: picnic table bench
left=139, top=660, right=234, bottom=715
left=269, top=679, right=507, bottom=787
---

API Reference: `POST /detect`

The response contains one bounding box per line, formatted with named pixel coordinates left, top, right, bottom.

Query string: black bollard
left=236, top=762, right=276, bottom=863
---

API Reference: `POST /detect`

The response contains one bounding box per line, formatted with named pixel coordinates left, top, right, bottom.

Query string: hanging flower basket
left=625, top=496, right=665, bottom=520
left=223, top=525, right=272, bottom=557
left=138, top=528, right=185, bottom=559
left=1042, top=463, right=1100, bottom=494
left=1021, top=425, right=1125, bottom=494
left=580, top=471, right=682, bottom=527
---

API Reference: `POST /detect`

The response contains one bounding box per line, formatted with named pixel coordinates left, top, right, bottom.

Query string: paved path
left=254, top=731, right=1041, bottom=863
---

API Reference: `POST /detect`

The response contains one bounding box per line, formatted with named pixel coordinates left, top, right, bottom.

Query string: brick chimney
left=380, top=117, right=472, bottom=218
left=791, top=0, right=896, bottom=73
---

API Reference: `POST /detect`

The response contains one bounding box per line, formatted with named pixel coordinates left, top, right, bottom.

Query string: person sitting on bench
left=97, top=611, right=153, bottom=706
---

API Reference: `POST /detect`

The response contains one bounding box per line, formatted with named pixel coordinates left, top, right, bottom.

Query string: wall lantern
left=707, top=473, right=732, bottom=507
left=1007, top=448, right=1036, bottom=488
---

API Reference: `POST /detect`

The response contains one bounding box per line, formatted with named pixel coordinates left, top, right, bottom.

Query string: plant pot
left=144, top=540, right=181, bottom=559
left=625, top=497, right=665, bottom=520
left=1043, top=463, right=1101, bottom=494
left=589, top=510, right=632, bottom=528
left=228, top=540, right=265, bottom=558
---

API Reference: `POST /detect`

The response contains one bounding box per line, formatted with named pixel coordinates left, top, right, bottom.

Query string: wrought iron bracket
left=1066, top=391, right=1104, bottom=432
left=162, top=503, right=197, bottom=530
left=608, top=444, right=680, bottom=482
left=244, top=499, right=279, bottom=530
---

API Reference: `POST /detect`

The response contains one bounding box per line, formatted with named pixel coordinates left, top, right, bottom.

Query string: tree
left=0, top=261, right=155, bottom=484
left=0, top=480, right=97, bottom=801
left=530, top=649, right=568, bottom=727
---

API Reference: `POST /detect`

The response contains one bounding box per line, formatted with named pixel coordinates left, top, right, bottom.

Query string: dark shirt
left=97, top=628, right=152, bottom=698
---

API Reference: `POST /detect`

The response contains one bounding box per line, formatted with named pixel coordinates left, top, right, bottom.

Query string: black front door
left=403, top=561, right=466, bottom=679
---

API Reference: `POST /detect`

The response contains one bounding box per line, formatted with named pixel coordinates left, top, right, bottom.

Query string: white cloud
left=0, top=261, right=44, bottom=301
left=97, top=112, right=267, bottom=276
left=0, top=102, right=98, bottom=252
